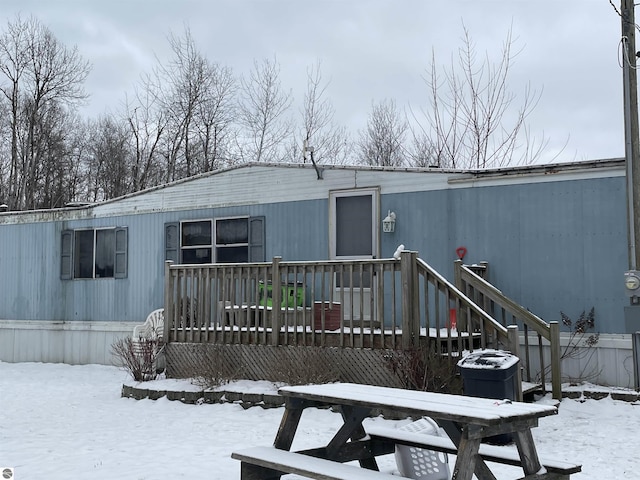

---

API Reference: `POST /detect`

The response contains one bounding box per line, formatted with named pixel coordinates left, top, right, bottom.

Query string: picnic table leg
left=513, top=428, right=544, bottom=476
left=273, top=398, right=306, bottom=450
left=439, top=420, right=497, bottom=480
left=240, top=462, right=283, bottom=480
left=327, top=405, right=379, bottom=471
left=451, top=436, right=482, bottom=480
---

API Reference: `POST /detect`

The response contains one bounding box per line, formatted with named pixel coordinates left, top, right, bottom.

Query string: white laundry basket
left=394, top=417, right=450, bottom=480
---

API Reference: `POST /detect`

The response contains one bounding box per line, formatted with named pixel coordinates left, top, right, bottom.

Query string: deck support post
left=549, top=321, right=562, bottom=400
left=271, top=257, right=282, bottom=346
left=401, top=251, right=420, bottom=350
left=507, top=325, right=523, bottom=402
left=164, top=260, right=173, bottom=343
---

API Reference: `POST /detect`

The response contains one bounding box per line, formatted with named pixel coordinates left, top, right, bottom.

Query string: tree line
left=0, top=15, right=545, bottom=210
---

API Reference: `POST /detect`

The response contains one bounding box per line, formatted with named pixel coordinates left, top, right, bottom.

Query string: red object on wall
left=313, top=302, right=342, bottom=331
left=456, top=246, right=467, bottom=260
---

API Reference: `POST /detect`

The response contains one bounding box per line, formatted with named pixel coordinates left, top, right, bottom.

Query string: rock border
left=121, top=384, right=285, bottom=408
left=123, top=383, right=640, bottom=408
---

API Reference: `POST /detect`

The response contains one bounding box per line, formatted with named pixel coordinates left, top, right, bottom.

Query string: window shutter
left=114, top=227, right=128, bottom=278
left=248, top=216, right=265, bottom=262
left=61, top=230, right=73, bottom=280
left=165, top=222, right=180, bottom=263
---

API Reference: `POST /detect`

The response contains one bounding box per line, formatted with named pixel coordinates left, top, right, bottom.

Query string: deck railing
left=162, top=252, right=525, bottom=398
left=454, top=259, right=562, bottom=399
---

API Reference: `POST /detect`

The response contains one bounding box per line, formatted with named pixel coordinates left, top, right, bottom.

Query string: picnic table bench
left=232, top=383, right=581, bottom=480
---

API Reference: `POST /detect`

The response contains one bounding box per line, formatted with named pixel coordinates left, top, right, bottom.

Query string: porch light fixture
left=382, top=210, right=396, bottom=233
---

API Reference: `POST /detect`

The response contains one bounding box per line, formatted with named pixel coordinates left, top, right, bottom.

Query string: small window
left=61, top=227, right=128, bottom=280
left=216, top=217, right=249, bottom=263
left=181, top=220, right=213, bottom=263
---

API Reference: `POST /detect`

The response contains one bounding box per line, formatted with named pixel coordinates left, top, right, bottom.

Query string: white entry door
left=329, top=188, right=379, bottom=321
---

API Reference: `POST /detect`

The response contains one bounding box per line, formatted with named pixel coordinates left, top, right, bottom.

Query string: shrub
left=271, top=346, right=340, bottom=386
left=556, top=307, right=600, bottom=383
left=185, top=344, right=245, bottom=390
left=111, top=336, right=164, bottom=382
left=383, top=344, right=462, bottom=394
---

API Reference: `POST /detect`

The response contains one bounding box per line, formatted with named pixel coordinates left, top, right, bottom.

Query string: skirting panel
left=0, top=320, right=138, bottom=365
left=165, top=343, right=404, bottom=388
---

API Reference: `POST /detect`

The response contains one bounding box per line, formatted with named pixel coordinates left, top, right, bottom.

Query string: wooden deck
left=163, top=252, right=562, bottom=399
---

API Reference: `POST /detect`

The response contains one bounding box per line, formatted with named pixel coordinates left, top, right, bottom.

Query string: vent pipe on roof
left=303, top=139, right=323, bottom=180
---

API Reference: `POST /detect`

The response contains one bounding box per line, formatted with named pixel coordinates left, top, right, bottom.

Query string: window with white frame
left=61, top=227, right=128, bottom=279
left=165, top=216, right=264, bottom=264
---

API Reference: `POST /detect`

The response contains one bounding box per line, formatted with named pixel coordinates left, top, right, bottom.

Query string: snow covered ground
left=1, top=361, right=639, bottom=479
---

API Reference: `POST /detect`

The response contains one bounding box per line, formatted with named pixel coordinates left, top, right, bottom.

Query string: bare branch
left=417, top=23, right=545, bottom=169
left=357, top=98, right=408, bottom=166
left=237, top=56, right=293, bottom=163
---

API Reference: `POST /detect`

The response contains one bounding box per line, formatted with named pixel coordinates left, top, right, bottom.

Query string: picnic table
left=232, top=382, right=581, bottom=480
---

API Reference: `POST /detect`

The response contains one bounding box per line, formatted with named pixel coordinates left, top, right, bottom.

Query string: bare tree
left=237, top=56, right=292, bottom=163
left=293, top=60, right=351, bottom=165
left=406, top=125, right=438, bottom=168
left=125, top=89, right=166, bottom=190
left=140, top=27, right=238, bottom=182
left=0, top=15, right=90, bottom=209
left=0, top=16, right=29, bottom=207
left=85, top=115, right=131, bottom=201
left=194, top=62, right=237, bottom=171
left=357, top=98, right=408, bottom=166
left=420, top=25, right=546, bottom=169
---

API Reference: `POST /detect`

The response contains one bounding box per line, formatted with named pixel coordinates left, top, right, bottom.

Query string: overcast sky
left=2, top=0, right=628, bottom=164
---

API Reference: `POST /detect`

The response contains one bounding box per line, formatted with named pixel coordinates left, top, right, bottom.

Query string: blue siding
left=0, top=168, right=630, bottom=333
left=9, top=199, right=331, bottom=323
left=377, top=176, right=627, bottom=332
left=449, top=177, right=626, bottom=331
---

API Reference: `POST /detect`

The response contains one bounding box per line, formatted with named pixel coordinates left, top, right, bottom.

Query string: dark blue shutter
left=61, top=230, right=73, bottom=280
left=248, top=216, right=265, bottom=262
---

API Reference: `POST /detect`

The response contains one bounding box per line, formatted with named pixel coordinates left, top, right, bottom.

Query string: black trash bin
left=457, top=349, right=520, bottom=444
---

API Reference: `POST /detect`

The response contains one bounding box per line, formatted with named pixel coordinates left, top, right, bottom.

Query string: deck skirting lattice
left=166, top=343, right=403, bottom=388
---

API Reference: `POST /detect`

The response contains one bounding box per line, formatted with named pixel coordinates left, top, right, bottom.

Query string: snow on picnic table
left=1, top=361, right=640, bottom=479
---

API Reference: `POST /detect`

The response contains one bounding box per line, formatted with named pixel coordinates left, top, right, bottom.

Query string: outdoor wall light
left=382, top=210, right=396, bottom=233
left=624, top=270, right=640, bottom=297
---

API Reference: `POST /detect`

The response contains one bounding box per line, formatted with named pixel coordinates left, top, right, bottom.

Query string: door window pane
left=336, top=195, right=373, bottom=256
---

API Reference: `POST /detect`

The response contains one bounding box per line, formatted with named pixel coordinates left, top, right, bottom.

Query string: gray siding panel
left=1, top=199, right=330, bottom=324
left=446, top=177, right=627, bottom=332
left=0, top=162, right=630, bottom=334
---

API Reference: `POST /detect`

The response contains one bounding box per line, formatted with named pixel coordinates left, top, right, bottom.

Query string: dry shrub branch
left=384, top=344, right=462, bottom=394
left=111, top=336, right=164, bottom=382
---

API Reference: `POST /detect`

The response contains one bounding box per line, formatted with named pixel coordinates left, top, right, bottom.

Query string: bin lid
left=457, top=349, right=519, bottom=370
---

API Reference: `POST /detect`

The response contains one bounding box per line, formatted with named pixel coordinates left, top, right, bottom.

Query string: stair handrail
left=415, top=257, right=511, bottom=344
left=454, top=260, right=562, bottom=400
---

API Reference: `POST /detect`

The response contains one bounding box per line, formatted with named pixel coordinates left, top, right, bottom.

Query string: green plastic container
left=258, top=281, right=304, bottom=308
